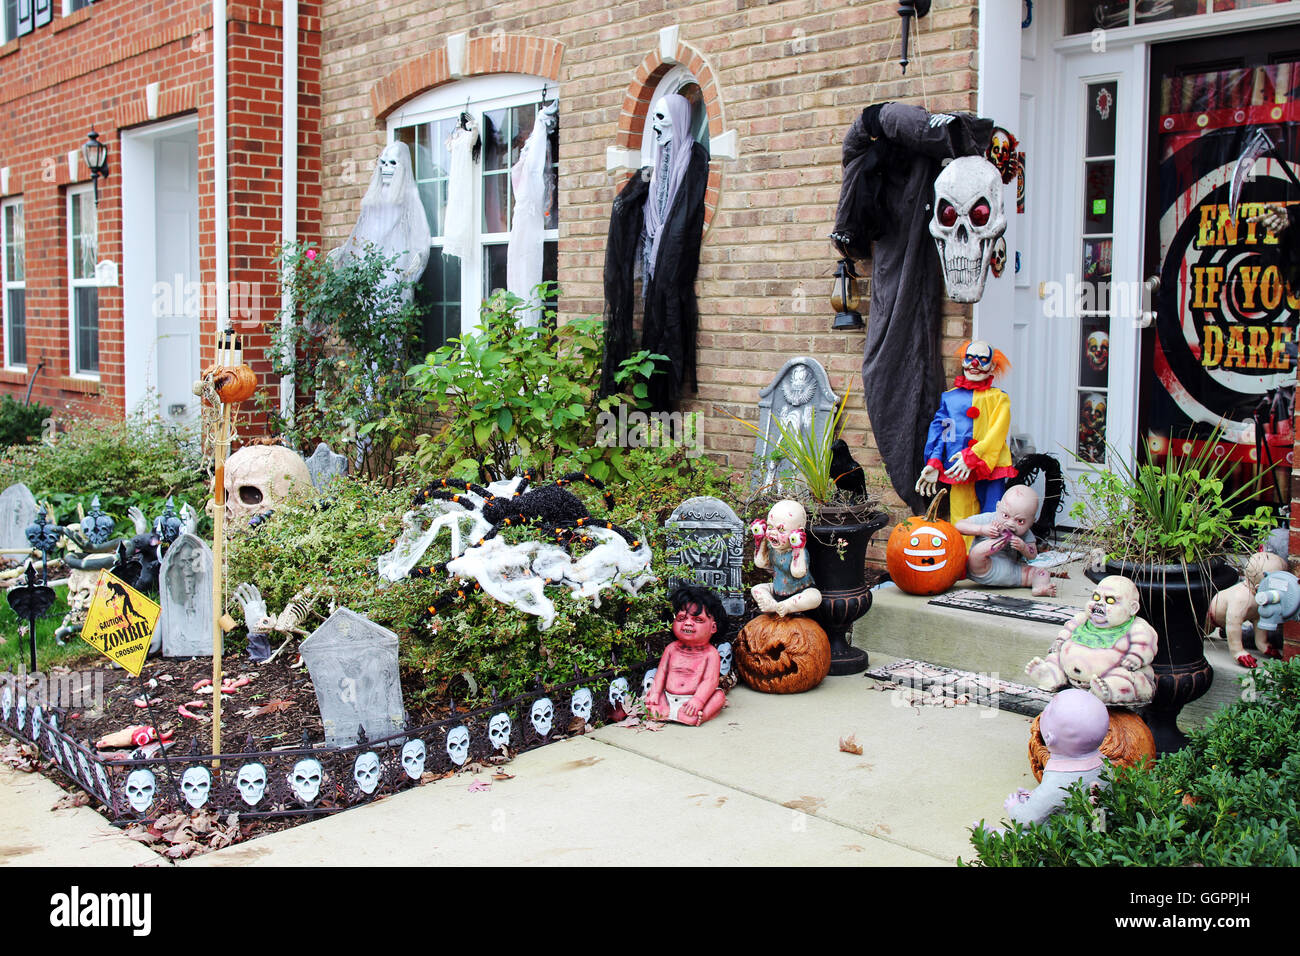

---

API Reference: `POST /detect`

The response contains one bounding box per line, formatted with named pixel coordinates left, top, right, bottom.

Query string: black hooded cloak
left=601, top=141, right=710, bottom=410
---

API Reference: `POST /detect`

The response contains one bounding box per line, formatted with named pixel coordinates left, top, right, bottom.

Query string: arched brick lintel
left=617, top=41, right=723, bottom=229
left=370, top=36, right=566, bottom=123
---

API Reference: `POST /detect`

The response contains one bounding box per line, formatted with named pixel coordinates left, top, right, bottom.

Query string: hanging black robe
left=601, top=141, right=710, bottom=410
left=834, top=103, right=992, bottom=513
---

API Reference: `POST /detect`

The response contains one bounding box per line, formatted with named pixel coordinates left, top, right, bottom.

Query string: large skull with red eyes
left=930, top=156, right=1007, bottom=303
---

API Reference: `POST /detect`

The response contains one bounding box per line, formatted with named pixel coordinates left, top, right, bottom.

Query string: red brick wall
left=0, top=0, right=321, bottom=429
left=321, top=0, right=982, bottom=549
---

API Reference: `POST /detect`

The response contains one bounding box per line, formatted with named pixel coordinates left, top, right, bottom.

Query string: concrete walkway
left=2, top=656, right=1038, bottom=867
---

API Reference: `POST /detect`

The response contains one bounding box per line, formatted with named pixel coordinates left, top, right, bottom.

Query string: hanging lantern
left=831, top=259, right=863, bottom=331
left=81, top=129, right=110, bottom=204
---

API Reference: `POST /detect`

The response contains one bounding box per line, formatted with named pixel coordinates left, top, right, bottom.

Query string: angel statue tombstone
left=752, top=357, right=840, bottom=492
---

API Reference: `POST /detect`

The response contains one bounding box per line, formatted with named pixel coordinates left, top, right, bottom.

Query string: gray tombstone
left=664, top=497, right=746, bottom=620
left=157, top=533, right=214, bottom=657
left=0, top=483, right=38, bottom=552
left=300, top=607, right=406, bottom=747
left=751, top=356, right=839, bottom=492
left=306, top=442, right=348, bottom=490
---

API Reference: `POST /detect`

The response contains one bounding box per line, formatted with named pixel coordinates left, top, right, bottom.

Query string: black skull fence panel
left=0, top=660, right=655, bottom=825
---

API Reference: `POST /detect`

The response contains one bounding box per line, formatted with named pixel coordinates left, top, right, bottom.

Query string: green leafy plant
left=0, top=395, right=51, bottom=448
left=964, top=657, right=1300, bottom=866
left=405, top=284, right=659, bottom=483
left=1070, top=427, right=1274, bottom=566
left=263, top=241, right=423, bottom=481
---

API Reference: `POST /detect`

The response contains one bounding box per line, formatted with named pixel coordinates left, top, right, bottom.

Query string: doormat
left=927, top=589, right=1081, bottom=626
left=865, top=659, right=1053, bottom=718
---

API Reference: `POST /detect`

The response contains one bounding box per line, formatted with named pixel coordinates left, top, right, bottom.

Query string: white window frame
left=388, top=73, right=558, bottom=339
left=67, top=184, right=99, bottom=378
left=2, top=197, right=24, bottom=370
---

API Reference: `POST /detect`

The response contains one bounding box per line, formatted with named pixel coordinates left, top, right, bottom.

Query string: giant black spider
left=407, top=471, right=644, bottom=621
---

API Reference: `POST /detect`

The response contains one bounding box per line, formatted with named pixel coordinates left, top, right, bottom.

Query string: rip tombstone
left=664, top=496, right=745, bottom=621
left=0, top=483, right=39, bottom=552
left=158, top=533, right=214, bottom=658
left=751, top=357, right=839, bottom=493
left=300, top=608, right=406, bottom=747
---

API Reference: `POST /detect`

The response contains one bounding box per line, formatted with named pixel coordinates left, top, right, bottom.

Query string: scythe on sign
left=1228, top=128, right=1300, bottom=221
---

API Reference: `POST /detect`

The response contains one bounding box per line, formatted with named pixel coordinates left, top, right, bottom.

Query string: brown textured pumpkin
left=885, top=488, right=967, bottom=595
left=736, top=613, right=831, bottom=694
left=210, top=363, right=258, bottom=404
left=1028, top=707, right=1156, bottom=782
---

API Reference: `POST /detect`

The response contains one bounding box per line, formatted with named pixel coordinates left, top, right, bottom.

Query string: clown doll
left=915, top=340, right=1016, bottom=529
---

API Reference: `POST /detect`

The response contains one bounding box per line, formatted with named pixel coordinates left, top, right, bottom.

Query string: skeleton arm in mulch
left=234, top=583, right=321, bottom=663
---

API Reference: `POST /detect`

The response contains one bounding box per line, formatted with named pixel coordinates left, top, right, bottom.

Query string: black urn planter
left=805, top=506, right=890, bottom=676
left=1085, top=558, right=1238, bottom=754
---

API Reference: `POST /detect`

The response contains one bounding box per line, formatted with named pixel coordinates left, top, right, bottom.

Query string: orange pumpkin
left=885, top=488, right=967, bottom=594
left=735, top=613, right=831, bottom=694
left=210, top=364, right=258, bottom=404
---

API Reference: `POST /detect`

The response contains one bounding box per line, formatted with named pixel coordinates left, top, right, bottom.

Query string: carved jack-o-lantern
left=210, top=364, right=258, bottom=404
left=735, top=614, right=831, bottom=694
left=886, top=489, right=967, bottom=595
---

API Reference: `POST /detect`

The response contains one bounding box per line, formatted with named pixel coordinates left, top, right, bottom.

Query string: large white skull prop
left=289, top=759, right=323, bottom=804
left=651, top=97, right=674, bottom=147
left=353, top=752, right=381, bottom=793
left=181, top=766, right=213, bottom=809
left=125, top=769, right=157, bottom=813
left=487, top=714, right=512, bottom=751
left=445, top=727, right=470, bottom=766
left=571, top=688, right=593, bottom=723
left=530, top=698, right=554, bottom=737
left=236, top=763, right=268, bottom=805
left=401, top=739, right=427, bottom=780
left=930, top=156, right=1007, bottom=303
left=607, top=678, right=630, bottom=709
left=223, top=445, right=312, bottom=526
left=717, top=642, right=734, bottom=676
left=641, top=669, right=658, bottom=697
left=66, top=569, right=97, bottom=617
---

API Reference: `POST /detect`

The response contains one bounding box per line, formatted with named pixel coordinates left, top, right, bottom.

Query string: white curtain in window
left=442, top=118, right=478, bottom=261
left=507, top=104, right=555, bottom=326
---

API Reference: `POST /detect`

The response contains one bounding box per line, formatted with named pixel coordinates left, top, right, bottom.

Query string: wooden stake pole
left=209, top=330, right=235, bottom=757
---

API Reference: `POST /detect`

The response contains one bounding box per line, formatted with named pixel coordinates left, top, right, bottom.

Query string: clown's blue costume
left=922, top=374, right=1016, bottom=526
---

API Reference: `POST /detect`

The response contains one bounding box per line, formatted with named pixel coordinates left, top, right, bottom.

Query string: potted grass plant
left=1070, top=428, right=1275, bottom=752
left=732, top=382, right=888, bottom=674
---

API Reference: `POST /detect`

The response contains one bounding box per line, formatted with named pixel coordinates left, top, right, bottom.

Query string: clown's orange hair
left=955, top=340, right=1011, bottom=380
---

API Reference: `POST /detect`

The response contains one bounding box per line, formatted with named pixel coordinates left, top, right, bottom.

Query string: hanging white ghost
left=353, top=751, right=381, bottom=794
left=401, top=739, right=427, bottom=780
left=124, top=769, right=157, bottom=814
left=180, top=766, right=213, bottom=809
left=929, top=156, right=1007, bottom=303
left=487, top=713, right=512, bottom=752
left=332, top=142, right=432, bottom=292
left=530, top=698, right=554, bottom=737
left=289, top=759, right=323, bottom=804
left=445, top=727, right=470, bottom=766
left=236, top=763, right=268, bottom=806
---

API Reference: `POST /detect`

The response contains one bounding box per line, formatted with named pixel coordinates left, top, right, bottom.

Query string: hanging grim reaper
left=830, top=103, right=993, bottom=513
left=601, top=93, right=710, bottom=411
left=332, top=142, right=432, bottom=296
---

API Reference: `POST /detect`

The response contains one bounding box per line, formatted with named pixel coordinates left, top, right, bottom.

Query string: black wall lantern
left=831, top=259, right=863, bottom=331
left=82, top=128, right=110, bottom=203
left=897, top=1, right=931, bottom=74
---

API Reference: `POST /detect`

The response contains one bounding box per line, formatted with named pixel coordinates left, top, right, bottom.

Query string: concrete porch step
left=852, top=557, right=1259, bottom=734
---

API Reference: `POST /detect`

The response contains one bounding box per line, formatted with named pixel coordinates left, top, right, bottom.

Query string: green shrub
left=0, top=415, right=210, bottom=537
left=0, top=395, right=51, bottom=448
left=964, top=657, right=1300, bottom=866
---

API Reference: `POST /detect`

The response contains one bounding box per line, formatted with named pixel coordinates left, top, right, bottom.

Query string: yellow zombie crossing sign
left=80, top=571, right=160, bottom=677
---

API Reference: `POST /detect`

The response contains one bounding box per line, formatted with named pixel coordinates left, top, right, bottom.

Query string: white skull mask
left=354, top=752, right=381, bottom=793
left=641, top=669, right=658, bottom=697
left=30, top=704, right=42, bottom=738
left=990, top=236, right=1008, bottom=278
left=607, top=678, right=630, bottom=709
left=651, top=97, right=673, bottom=147
left=181, top=766, right=212, bottom=809
left=487, top=714, right=512, bottom=751
left=930, top=156, right=1007, bottom=303
left=571, top=688, right=593, bottom=723
left=717, top=642, right=734, bottom=676
left=1, top=685, right=10, bottom=721
left=236, top=763, right=268, bottom=805
left=125, top=769, right=157, bottom=813
left=16, top=694, right=26, bottom=731
left=223, top=445, right=311, bottom=526
left=289, top=759, right=323, bottom=804
left=445, top=727, right=470, bottom=766
left=530, top=698, right=554, bottom=737
left=401, top=739, right=426, bottom=780
left=376, top=143, right=410, bottom=199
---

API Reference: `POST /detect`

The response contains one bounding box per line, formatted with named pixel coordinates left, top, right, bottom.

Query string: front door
left=1141, top=27, right=1300, bottom=519
left=153, top=131, right=201, bottom=426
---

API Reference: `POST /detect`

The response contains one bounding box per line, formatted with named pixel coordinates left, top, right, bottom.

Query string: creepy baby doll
left=644, top=585, right=730, bottom=726
left=954, top=484, right=1056, bottom=596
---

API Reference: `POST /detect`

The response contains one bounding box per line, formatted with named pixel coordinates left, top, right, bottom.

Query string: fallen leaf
left=839, top=734, right=864, bottom=756
left=467, top=778, right=492, bottom=792
left=1, top=741, right=39, bottom=772
left=491, top=771, right=514, bottom=781
left=161, top=841, right=202, bottom=859
left=51, top=792, right=93, bottom=811
left=122, top=824, right=161, bottom=844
